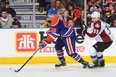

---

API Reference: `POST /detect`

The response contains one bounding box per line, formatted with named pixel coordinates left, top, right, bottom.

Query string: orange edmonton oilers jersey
left=45, top=15, right=76, bottom=43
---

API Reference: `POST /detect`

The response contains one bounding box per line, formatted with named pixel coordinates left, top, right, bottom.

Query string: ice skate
left=99, top=60, right=105, bottom=67
left=81, top=60, right=89, bottom=68
left=88, top=64, right=99, bottom=68
left=88, top=60, right=99, bottom=68
left=55, top=60, right=66, bottom=67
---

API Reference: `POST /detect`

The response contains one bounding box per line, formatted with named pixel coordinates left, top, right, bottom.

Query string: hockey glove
left=39, top=40, right=48, bottom=49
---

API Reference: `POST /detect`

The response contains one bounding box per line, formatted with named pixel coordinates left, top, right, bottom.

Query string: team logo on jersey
left=51, top=28, right=57, bottom=32
left=16, top=32, right=37, bottom=52
left=95, top=24, right=100, bottom=28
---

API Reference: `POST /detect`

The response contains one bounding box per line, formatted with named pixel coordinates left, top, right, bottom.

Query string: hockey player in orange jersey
left=39, top=7, right=89, bottom=68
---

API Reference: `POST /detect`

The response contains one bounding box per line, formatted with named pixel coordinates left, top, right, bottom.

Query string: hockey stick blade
left=9, top=68, right=19, bottom=72
left=15, top=70, right=20, bottom=72
left=9, top=48, right=40, bottom=72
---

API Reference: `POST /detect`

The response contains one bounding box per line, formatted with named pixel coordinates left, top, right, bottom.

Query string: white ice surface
left=0, top=64, right=116, bottom=77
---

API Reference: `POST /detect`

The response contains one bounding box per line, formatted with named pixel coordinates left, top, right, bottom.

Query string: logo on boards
left=16, top=32, right=37, bottom=52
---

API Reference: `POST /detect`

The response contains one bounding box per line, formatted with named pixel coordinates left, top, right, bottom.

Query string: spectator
left=10, top=19, right=21, bottom=28
left=113, top=19, right=116, bottom=27
left=45, top=0, right=56, bottom=12
left=55, top=0, right=65, bottom=15
left=37, top=0, right=45, bottom=12
left=67, top=3, right=74, bottom=19
left=62, top=10, right=69, bottom=21
left=61, top=10, right=69, bottom=28
left=104, top=3, right=114, bottom=18
left=67, top=2, right=81, bottom=28
left=37, top=0, right=51, bottom=12
left=61, top=0, right=71, bottom=8
left=0, top=9, right=14, bottom=28
left=86, top=5, right=90, bottom=14
left=113, top=1, right=116, bottom=13
left=74, top=10, right=85, bottom=28
left=0, top=0, right=4, bottom=13
left=96, top=0, right=104, bottom=12
left=112, top=0, right=116, bottom=5
left=71, top=0, right=83, bottom=9
left=3, top=1, right=16, bottom=19
left=41, top=16, right=51, bottom=28
left=87, top=0, right=102, bottom=14
left=67, top=18, right=74, bottom=27
left=67, top=3, right=81, bottom=21
left=105, top=0, right=112, bottom=3
left=106, top=13, right=116, bottom=27
left=50, top=0, right=56, bottom=8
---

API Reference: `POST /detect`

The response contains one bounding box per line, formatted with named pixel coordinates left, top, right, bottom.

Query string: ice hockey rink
left=0, top=28, right=116, bottom=77
left=0, top=64, right=116, bottom=77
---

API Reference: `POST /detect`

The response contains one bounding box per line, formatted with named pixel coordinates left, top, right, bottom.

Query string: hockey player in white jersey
left=83, top=11, right=114, bottom=68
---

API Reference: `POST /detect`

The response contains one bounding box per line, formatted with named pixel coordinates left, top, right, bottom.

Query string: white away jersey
left=85, top=20, right=114, bottom=42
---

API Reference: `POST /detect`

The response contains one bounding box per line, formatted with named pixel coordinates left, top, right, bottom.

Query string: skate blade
left=55, top=65, right=67, bottom=69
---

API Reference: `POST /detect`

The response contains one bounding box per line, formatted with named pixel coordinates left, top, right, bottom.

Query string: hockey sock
left=89, top=47, right=98, bottom=62
left=70, top=53, right=83, bottom=63
left=97, top=52, right=103, bottom=61
left=96, top=52, right=105, bottom=67
left=90, top=55, right=98, bottom=62
left=56, top=50, right=65, bottom=62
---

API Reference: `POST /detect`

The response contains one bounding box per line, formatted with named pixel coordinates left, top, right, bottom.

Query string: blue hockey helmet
left=47, top=8, right=57, bottom=15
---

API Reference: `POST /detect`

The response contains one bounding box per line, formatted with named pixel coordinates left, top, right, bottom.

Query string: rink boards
left=0, top=28, right=116, bottom=64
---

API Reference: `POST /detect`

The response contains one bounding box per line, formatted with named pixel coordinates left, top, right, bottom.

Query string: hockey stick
left=9, top=48, right=40, bottom=72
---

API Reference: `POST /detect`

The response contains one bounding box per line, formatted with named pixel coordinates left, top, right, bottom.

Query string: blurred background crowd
left=0, top=0, right=116, bottom=28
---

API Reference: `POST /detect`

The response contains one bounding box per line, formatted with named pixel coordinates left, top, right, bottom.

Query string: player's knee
left=93, top=45, right=104, bottom=52
left=55, top=45, right=58, bottom=50
left=56, top=50, right=63, bottom=53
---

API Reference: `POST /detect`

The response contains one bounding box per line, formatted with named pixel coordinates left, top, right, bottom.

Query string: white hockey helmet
left=91, top=11, right=100, bottom=19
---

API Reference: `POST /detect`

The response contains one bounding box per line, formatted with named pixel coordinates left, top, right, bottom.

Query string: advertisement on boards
left=0, top=28, right=115, bottom=57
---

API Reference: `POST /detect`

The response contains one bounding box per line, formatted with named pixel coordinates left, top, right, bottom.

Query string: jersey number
left=93, top=29, right=99, bottom=34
